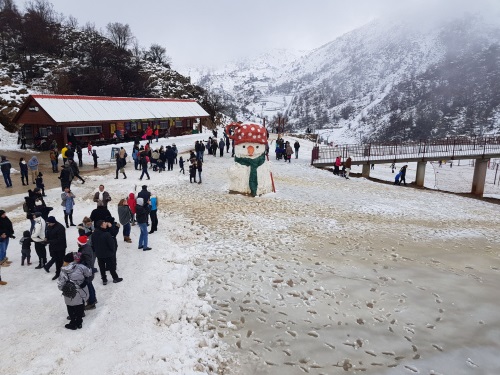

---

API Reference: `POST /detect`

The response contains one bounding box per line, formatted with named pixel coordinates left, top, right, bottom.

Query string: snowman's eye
left=242, top=145, right=246, bottom=148
left=256, top=146, right=259, bottom=148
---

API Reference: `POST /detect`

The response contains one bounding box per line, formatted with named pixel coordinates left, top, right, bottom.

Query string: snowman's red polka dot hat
left=225, top=122, right=268, bottom=145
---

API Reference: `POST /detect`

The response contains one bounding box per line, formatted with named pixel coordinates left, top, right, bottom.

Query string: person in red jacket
left=146, top=126, right=153, bottom=144
left=154, top=128, right=159, bottom=142
left=127, top=192, right=137, bottom=225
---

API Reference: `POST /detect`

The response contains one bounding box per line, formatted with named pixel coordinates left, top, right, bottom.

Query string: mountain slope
left=193, top=14, right=500, bottom=142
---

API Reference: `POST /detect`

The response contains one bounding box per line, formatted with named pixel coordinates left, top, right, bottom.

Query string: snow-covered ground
left=1, top=128, right=499, bottom=375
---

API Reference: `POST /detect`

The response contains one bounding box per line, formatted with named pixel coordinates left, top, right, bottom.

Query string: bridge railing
left=312, top=137, right=500, bottom=165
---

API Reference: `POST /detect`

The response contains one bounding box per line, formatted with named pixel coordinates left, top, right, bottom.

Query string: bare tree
left=200, top=90, right=228, bottom=125
left=145, top=43, right=171, bottom=66
left=106, top=22, right=133, bottom=50
left=0, top=0, right=18, bottom=12
left=130, top=38, right=146, bottom=65
left=65, top=15, right=78, bottom=29
left=25, top=0, right=57, bottom=23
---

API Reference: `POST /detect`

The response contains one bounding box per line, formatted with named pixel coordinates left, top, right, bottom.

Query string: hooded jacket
left=58, top=262, right=91, bottom=306
left=127, top=193, right=136, bottom=214
left=27, top=156, right=39, bottom=170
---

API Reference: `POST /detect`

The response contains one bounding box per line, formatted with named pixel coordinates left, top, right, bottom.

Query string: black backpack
left=61, top=278, right=77, bottom=299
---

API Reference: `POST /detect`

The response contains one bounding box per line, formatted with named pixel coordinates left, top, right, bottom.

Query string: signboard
left=110, top=147, right=120, bottom=161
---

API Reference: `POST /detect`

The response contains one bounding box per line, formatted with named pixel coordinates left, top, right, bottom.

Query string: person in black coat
left=0, top=210, right=14, bottom=264
left=19, top=157, right=29, bottom=185
left=90, top=203, right=111, bottom=227
left=59, top=164, right=73, bottom=191
left=91, top=220, right=122, bottom=285
left=137, top=185, right=151, bottom=206
left=76, top=144, right=83, bottom=167
left=0, top=155, right=12, bottom=188
left=44, top=216, right=67, bottom=280
left=114, top=154, right=127, bottom=179
left=139, top=154, right=150, bottom=180
left=69, top=160, right=85, bottom=184
left=165, top=146, right=175, bottom=171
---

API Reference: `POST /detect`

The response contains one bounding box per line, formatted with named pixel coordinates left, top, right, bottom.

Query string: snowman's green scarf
left=234, top=153, right=266, bottom=196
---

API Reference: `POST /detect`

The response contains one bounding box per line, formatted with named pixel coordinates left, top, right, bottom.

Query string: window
left=159, top=121, right=169, bottom=129
left=175, top=120, right=183, bottom=128
left=67, top=126, right=102, bottom=136
left=130, top=122, right=137, bottom=132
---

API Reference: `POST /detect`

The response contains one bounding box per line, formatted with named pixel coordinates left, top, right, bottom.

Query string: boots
left=0, top=278, right=6, bottom=285
left=35, top=259, right=43, bottom=269
left=27, top=257, right=32, bottom=265
left=124, top=236, right=132, bottom=243
left=123, top=173, right=127, bottom=179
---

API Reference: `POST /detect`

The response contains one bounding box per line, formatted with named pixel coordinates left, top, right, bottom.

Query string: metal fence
left=312, top=137, right=500, bottom=165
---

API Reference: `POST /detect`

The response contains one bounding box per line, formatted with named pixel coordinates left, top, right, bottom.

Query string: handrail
left=311, top=137, right=500, bottom=165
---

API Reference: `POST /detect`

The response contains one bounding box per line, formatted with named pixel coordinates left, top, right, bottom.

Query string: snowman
left=225, top=122, right=274, bottom=197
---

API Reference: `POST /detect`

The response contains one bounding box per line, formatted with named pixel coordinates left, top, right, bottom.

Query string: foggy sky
left=39, top=0, right=500, bottom=70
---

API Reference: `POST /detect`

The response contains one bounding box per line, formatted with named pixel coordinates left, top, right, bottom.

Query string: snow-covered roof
left=29, top=95, right=209, bottom=123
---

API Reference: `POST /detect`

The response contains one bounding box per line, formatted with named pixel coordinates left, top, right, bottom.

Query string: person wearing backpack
left=57, top=252, right=92, bottom=330
left=76, top=235, right=98, bottom=311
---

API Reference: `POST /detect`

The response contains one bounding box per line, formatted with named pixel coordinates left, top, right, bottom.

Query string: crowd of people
left=1, top=128, right=308, bottom=330
left=0, top=180, right=159, bottom=330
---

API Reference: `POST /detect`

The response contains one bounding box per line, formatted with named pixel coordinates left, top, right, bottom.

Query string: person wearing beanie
left=0, top=210, right=14, bottom=265
left=57, top=252, right=92, bottom=330
left=76, top=235, right=98, bottom=311
left=19, top=230, right=32, bottom=266
left=91, top=221, right=122, bottom=285
left=31, top=212, right=47, bottom=268
left=117, top=199, right=133, bottom=243
left=44, top=217, right=67, bottom=280
left=135, top=198, right=151, bottom=251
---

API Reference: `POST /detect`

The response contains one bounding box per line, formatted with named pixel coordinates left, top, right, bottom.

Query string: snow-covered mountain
left=192, top=14, right=500, bottom=142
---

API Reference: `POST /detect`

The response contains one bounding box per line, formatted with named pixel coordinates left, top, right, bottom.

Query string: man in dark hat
left=137, top=185, right=151, bottom=206
left=44, top=216, right=67, bottom=280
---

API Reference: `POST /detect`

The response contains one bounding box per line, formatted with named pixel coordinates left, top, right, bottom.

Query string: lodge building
left=13, top=94, right=210, bottom=147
